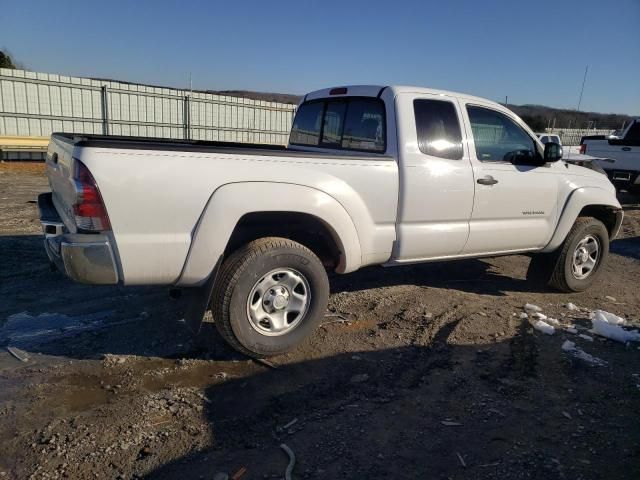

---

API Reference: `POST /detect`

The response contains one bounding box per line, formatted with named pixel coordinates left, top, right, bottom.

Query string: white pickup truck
left=580, top=118, right=640, bottom=194
left=39, top=85, right=623, bottom=357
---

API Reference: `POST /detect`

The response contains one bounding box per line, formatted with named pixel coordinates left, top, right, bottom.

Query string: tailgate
left=45, top=135, right=78, bottom=233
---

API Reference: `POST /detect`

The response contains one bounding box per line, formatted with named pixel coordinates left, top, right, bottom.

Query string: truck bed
left=50, top=133, right=392, bottom=161
left=46, top=132, right=399, bottom=286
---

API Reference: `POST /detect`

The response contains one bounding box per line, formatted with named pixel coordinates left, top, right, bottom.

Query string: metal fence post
left=184, top=95, right=190, bottom=140
left=101, top=86, right=110, bottom=135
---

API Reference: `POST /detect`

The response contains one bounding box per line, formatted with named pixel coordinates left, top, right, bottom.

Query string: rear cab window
left=288, top=102, right=324, bottom=146
left=290, top=97, right=386, bottom=153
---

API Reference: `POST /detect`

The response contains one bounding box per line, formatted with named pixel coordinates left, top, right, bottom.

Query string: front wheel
left=210, top=237, right=329, bottom=357
left=548, top=217, right=609, bottom=292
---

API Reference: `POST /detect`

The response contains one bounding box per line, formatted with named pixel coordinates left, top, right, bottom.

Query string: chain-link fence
left=543, top=128, right=618, bottom=146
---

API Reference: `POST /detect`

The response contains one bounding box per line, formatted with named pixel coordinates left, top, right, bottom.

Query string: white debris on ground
left=591, top=310, right=640, bottom=344
left=533, top=320, right=555, bottom=335
left=578, top=334, right=594, bottom=342
left=524, top=303, right=542, bottom=312
left=566, top=327, right=578, bottom=334
left=565, top=303, right=579, bottom=311
left=523, top=304, right=569, bottom=335
left=590, top=310, right=626, bottom=325
left=562, top=340, right=608, bottom=366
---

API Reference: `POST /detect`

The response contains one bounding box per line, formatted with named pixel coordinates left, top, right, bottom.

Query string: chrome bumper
left=38, top=193, right=119, bottom=284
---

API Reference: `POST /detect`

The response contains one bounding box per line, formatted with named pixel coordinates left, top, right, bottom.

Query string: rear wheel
left=210, top=237, right=329, bottom=357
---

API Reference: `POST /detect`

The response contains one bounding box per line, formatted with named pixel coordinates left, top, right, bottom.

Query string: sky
left=2, top=0, right=639, bottom=114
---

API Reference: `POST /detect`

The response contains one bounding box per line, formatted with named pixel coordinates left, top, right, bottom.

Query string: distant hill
left=208, top=90, right=635, bottom=132
left=207, top=90, right=301, bottom=105
left=506, top=104, right=634, bottom=132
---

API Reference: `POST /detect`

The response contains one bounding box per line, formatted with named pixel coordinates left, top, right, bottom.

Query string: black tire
left=210, top=237, right=329, bottom=357
left=548, top=217, right=609, bottom=292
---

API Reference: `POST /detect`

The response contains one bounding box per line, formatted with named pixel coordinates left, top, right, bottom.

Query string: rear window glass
left=413, top=99, right=463, bottom=160
left=290, top=97, right=386, bottom=153
left=341, top=99, right=385, bottom=152
left=321, top=101, right=347, bottom=146
left=289, top=101, right=324, bottom=146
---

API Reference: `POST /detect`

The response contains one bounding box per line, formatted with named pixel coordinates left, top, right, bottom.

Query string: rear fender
left=176, top=182, right=362, bottom=286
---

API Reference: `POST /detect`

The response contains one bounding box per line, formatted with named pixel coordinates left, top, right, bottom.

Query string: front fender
left=176, top=182, right=362, bottom=286
left=542, top=187, right=622, bottom=253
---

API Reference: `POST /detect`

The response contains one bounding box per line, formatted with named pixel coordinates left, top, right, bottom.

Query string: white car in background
left=537, top=133, right=612, bottom=175
left=581, top=119, right=640, bottom=194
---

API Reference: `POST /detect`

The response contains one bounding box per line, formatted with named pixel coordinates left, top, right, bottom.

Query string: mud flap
left=526, top=251, right=560, bottom=285
left=182, top=257, right=222, bottom=335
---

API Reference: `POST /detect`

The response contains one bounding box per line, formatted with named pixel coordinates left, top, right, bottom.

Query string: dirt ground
left=1, top=162, right=639, bottom=479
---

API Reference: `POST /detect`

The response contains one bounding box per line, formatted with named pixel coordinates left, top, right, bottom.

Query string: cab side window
left=414, top=99, right=463, bottom=160
left=467, top=106, right=536, bottom=163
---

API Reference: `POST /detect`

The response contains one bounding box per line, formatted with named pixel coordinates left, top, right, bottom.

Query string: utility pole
left=572, top=65, right=589, bottom=131
left=576, top=65, right=588, bottom=113
left=505, top=95, right=508, bottom=108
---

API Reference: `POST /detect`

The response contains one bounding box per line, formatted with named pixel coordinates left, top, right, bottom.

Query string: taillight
left=72, top=160, right=111, bottom=231
left=579, top=144, right=586, bottom=154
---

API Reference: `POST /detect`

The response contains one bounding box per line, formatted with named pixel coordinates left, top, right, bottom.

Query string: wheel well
left=579, top=205, right=619, bottom=237
left=224, top=212, right=343, bottom=270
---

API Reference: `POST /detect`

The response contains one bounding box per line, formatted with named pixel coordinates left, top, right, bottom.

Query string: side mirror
left=544, top=142, right=563, bottom=162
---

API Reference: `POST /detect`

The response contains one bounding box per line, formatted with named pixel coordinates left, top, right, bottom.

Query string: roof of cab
left=303, top=85, right=496, bottom=106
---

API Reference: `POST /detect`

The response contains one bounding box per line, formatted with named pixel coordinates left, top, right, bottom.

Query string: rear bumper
left=38, top=193, right=119, bottom=284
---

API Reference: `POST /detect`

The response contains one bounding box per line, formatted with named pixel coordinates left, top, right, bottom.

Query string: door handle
left=477, top=175, right=498, bottom=185
left=622, top=147, right=631, bottom=151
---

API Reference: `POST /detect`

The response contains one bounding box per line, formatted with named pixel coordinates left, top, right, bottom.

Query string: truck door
left=460, top=102, right=558, bottom=254
left=393, top=92, right=475, bottom=261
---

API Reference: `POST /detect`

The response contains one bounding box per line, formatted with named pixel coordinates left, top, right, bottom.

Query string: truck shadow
left=610, top=236, right=640, bottom=261
left=329, top=256, right=543, bottom=296
left=141, top=317, right=632, bottom=480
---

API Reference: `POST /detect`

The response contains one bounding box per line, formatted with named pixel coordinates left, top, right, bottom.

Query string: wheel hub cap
left=265, top=287, right=290, bottom=311
left=571, top=234, right=600, bottom=280
left=247, top=268, right=311, bottom=336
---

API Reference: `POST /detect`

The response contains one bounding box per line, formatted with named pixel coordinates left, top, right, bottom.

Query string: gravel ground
left=0, top=162, right=639, bottom=479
